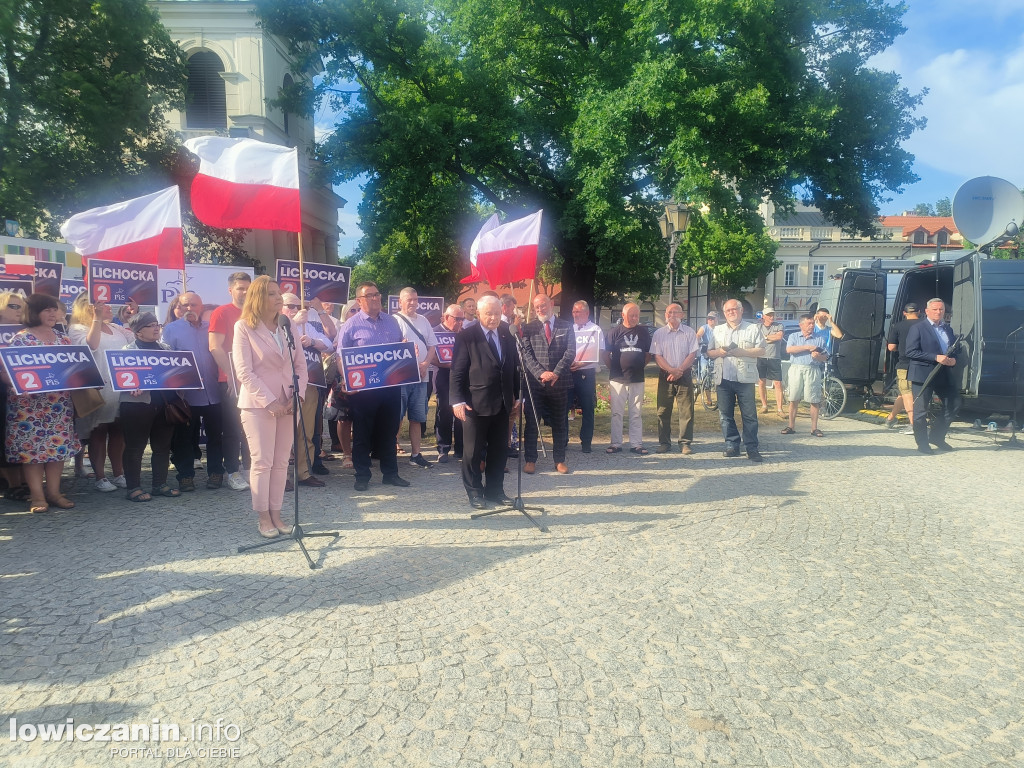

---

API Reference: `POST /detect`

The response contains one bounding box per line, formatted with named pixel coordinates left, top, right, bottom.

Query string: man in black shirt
left=885, top=303, right=919, bottom=434
left=604, top=303, right=652, bottom=454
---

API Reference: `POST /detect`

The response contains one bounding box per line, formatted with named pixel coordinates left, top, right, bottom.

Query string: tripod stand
left=237, top=318, right=339, bottom=568
left=471, top=331, right=548, bottom=532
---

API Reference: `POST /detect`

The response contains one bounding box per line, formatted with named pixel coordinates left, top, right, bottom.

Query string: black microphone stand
left=237, top=316, right=339, bottom=568
left=471, top=331, right=548, bottom=532
left=999, top=325, right=1024, bottom=448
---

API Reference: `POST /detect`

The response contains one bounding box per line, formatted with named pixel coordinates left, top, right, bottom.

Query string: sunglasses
left=7, top=303, right=22, bottom=310
left=284, top=304, right=301, bottom=310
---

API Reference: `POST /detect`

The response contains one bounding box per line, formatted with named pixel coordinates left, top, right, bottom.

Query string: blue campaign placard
left=339, top=341, right=419, bottom=392
left=434, top=331, right=456, bottom=364
left=386, top=295, right=444, bottom=327
left=0, top=344, right=104, bottom=395
left=105, top=349, right=205, bottom=392
left=0, top=324, right=22, bottom=346
left=276, top=260, right=351, bottom=304
left=60, top=278, right=86, bottom=304
left=89, top=261, right=158, bottom=305
left=33, top=262, right=62, bottom=299
left=303, top=346, right=327, bottom=389
left=0, top=276, right=33, bottom=297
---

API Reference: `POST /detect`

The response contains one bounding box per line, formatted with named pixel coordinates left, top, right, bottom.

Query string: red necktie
left=545, top=321, right=552, bottom=343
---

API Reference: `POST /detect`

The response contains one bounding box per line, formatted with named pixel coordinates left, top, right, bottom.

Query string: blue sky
left=327, top=1, right=1024, bottom=255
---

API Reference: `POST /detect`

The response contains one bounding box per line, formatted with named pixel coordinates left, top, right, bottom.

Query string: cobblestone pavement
left=2, top=416, right=1022, bottom=767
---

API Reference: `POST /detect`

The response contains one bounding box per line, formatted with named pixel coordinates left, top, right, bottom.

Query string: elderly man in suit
left=520, top=293, right=576, bottom=474
left=904, top=298, right=961, bottom=453
left=450, top=296, right=520, bottom=508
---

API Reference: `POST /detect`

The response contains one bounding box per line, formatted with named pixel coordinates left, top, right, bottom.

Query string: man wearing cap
left=696, top=311, right=718, bottom=384
left=884, top=303, right=920, bottom=434
left=757, top=306, right=785, bottom=416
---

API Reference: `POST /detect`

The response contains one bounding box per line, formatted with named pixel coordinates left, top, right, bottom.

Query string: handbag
left=164, top=394, right=192, bottom=425
left=70, top=387, right=104, bottom=419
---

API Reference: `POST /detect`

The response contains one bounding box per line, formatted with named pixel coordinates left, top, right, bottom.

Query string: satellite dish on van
left=952, top=176, right=1024, bottom=248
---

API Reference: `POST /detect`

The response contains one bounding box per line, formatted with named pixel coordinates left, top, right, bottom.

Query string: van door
left=951, top=254, right=980, bottom=398
left=833, top=269, right=886, bottom=384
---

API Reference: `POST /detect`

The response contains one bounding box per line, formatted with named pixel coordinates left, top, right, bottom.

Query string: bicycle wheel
left=819, top=376, right=847, bottom=420
left=700, top=374, right=717, bottom=411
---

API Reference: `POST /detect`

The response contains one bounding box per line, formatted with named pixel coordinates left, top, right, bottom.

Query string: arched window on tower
left=282, top=74, right=294, bottom=137
left=186, top=51, right=227, bottom=130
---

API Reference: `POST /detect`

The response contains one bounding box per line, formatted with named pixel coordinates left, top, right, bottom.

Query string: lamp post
left=659, top=203, right=691, bottom=304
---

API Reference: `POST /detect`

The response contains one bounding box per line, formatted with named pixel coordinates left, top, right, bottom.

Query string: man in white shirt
left=650, top=303, right=700, bottom=454
left=707, top=299, right=766, bottom=462
left=396, top=287, right=439, bottom=468
left=568, top=300, right=604, bottom=453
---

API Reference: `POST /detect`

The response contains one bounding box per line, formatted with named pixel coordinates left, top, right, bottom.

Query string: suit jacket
left=450, top=323, right=520, bottom=417
left=232, top=318, right=308, bottom=410
left=521, top=316, right=576, bottom=390
left=904, top=318, right=956, bottom=385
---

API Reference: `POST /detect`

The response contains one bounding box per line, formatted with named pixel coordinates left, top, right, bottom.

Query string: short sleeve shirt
left=208, top=303, right=242, bottom=383
left=759, top=321, right=784, bottom=359
left=886, top=318, right=917, bottom=370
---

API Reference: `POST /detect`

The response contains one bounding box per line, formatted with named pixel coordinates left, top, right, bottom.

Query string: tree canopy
left=0, top=0, right=186, bottom=237
left=257, top=0, right=923, bottom=311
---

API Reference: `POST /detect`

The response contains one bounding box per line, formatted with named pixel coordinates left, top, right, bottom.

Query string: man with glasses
left=707, top=299, right=766, bottom=462
left=336, top=281, right=410, bottom=491
left=431, top=304, right=465, bottom=462
left=162, top=291, right=224, bottom=492
left=395, top=287, right=438, bottom=469
left=651, top=303, right=700, bottom=455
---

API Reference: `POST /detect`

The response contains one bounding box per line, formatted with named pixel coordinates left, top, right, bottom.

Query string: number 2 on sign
left=95, top=284, right=110, bottom=302
left=347, top=369, right=365, bottom=389
left=118, top=371, right=139, bottom=389
left=18, top=371, right=42, bottom=391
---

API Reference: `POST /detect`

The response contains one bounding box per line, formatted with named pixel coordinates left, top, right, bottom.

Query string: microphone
left=278, top=313, right=295, bottom=348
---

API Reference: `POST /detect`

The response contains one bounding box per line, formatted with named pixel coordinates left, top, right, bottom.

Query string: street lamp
left=659, top=203, right=691, bottom=303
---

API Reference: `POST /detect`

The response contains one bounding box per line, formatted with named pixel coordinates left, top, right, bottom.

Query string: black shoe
left=506, top=449, right=519, bottom=458
left=581, top=445, right=591, bottom=454
left=747, top=450, right=763, bottom=463
left=311, top=463, right=330, bottom=475
left=453, top=452, right=463, bottom=460
left=298, top=475, right=325, bottom=487
left=437, top=452, right=450, bottom=464
left=723, top=448, right=741, bottom=458
left=469, top=497, right=487, bottom=510
left=354, top=479, right=369, bottom=491
left=917, top=445, right=933, bottom=454
left=931, top=441, right=954, bottom=451
left=487, top=494, right=515, bottom=505
left=382, top=475, right=410, bottom=488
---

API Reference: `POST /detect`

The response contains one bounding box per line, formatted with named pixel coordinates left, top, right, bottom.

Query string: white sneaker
left=193, top=459, right=203, bottom=469
left=95, top=478, right=117, bottom=492
left=111, top=475, right=127, bottom=489
left=226, top=471, right=249, bottom=491
left=899, top=426, right=915, bottom=435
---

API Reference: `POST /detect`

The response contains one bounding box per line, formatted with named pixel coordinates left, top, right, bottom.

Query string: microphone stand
left=999, top=325, right=1024, bottom=448
left=237, top=317, right=339, bottom=568
left=472, top=331, right=548, bottom=532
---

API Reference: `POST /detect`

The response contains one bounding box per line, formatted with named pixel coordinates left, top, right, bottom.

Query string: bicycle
left=818, top=358, right=847, bottom=420
left=692, top=352, right=717, bottom=411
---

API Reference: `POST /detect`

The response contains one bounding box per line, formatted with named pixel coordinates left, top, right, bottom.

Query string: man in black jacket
left=904, top=298, right=961, bottom=453
left=451, top=296, right=520, bottom=508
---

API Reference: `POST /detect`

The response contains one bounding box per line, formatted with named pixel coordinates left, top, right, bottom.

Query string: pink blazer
left=232, top=318, right=308, bottom=410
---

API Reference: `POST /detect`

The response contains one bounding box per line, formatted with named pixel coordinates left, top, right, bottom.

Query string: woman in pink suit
left=232, top=276, right=308, bottom=538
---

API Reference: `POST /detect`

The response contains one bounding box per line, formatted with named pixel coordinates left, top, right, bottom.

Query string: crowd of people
left=1, top=271, right=962, bottom=525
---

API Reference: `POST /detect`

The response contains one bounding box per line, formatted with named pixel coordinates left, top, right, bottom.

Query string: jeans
left=716, top=378, right=759, bottom=452
left=571, top=369, right=597, bottom=448
left=432, top=368, right=463, bottom=455
left=171, top=403, right=223, bottom=479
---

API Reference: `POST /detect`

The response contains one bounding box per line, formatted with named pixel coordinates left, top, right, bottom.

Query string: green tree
left=0, top=0, right=186, bottom=237
left=257, top=0, right=922, bottom=313
left=911, top=202, right=936, bottom=216
left=935, top=197, right=952, bottom=217
left=676, top=212, right=780, bottom=304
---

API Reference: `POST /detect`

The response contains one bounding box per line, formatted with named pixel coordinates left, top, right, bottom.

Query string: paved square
left=2, top=418, right=1022, bottom=766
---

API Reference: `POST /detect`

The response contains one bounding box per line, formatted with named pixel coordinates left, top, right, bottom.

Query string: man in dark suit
left=451, top=296, right=520, bottom=508
left=904, top=298, right=961, bottom=453
left=520, top=292, right=576, bottom=474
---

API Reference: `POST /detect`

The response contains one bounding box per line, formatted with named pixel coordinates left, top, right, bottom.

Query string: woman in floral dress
left=5, top=293, right=81, bottom=513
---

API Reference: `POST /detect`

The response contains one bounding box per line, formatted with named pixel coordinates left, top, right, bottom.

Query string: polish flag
left=461, top=210, right=542, bottom=286
left=60, top=186, right=184, bottom=270
left=183, top=136, right=301, bottom=232
left=2, top=251, right=36, bottom=276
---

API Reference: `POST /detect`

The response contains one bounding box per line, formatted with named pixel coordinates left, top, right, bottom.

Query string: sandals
left=810, top=429, right=825, bottom=437
left=606, top=446, right=622, bottom=454
left=629, top=447, right=650, bottom=455
left=29, top=498, right=48, bottom=514
left=781, top=427, right=795, bottom=434
left=152, top=484, right=181, bottom=498
left=127, top=488, right=152, bottom=503
left=45, top=495, right=76, bottom=509
left=4, top=484, right=31, bottom=502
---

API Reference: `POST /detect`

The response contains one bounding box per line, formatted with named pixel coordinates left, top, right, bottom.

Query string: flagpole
left=297, top=231, right=306, bottom=305
left=526, top=279, right=536, bottom=324
left=181, top=267, right=187, bottom=294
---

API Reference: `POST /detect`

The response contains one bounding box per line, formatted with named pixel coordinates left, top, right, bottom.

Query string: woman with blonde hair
left=233, top=276, right=307, bottom=538
left=0, top=292, right=29, bottom=500
left=69, top=293, right=133, bottom=492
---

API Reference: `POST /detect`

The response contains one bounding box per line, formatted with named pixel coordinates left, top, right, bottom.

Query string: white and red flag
left=183, top=136, right=301, bottom=232
left=2, top=251, right=35, bottom=276
left=461, top=209, right=543, bottom=286
left=59, top=186, right=184, bottom=270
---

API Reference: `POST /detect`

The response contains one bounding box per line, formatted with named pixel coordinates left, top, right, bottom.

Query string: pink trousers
left=240, top=408, right=294, bottom=513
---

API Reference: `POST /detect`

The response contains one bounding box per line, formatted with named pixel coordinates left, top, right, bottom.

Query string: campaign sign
left=339, top=341, right=419, bottom=392
left=60, top=278, right=86, bottom=304
left=0, top=324, right=22, bottom=346
left=574, top=329, right=601, bottom=364
left=387, top=295, right=444, bottom=327
left=0, top=277, right=33, bottom=297
left=434, top=331, right=456, bottom=364
left=304, top=347, right=327, bottom=389
left=276, top=260, right=351, bottom=304
left=89, top=261, right=158, bottom=305
left=33, top=262, right=62, bottom=298
left=104, top=349, right=205, bottom=392
left=0, top=344, right=103, bottom=395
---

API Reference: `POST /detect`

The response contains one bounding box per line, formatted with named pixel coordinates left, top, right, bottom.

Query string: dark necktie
left=488, top=331, right=501, bottom=362
left=544, top=321, right=552, bottom=343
